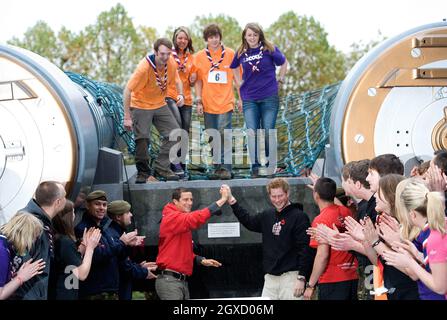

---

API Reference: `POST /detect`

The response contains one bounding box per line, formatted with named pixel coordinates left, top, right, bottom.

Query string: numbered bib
left=208, top=71, right=228, bottom=84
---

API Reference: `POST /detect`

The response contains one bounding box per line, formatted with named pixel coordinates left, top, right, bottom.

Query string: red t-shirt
left=310, top=204, right=358, bottom=283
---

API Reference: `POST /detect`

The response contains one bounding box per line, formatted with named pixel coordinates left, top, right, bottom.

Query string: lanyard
left=244, top=44, right=263, bottom=72
left=172, top=48, right=189, bottom=73
left=206, top=45, right=225, bottom=72
left=146, top=54, right=168, bottom=91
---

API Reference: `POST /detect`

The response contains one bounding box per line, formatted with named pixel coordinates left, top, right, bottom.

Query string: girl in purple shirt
left=230, top=23, right=288, bottom=177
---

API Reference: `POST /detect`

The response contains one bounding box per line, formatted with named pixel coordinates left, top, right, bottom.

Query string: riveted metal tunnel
left=0, top=44, right=114, bottom=224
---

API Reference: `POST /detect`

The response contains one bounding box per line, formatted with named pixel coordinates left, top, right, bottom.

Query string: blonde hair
left=399, top=179, right=446, bottom=236
left=0, top=212, right=43, bottom=255
left=395, top=178, right=421, bottom=240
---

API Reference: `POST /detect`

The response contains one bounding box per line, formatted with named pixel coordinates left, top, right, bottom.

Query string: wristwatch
left=306, top=282, right=315, bottom=289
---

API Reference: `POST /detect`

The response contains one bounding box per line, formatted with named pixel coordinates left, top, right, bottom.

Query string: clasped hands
left=219, top=184, right=236, bottom=204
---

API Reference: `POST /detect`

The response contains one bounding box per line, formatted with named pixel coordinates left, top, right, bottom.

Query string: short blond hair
left=0, top=212, right=43, bottom=255
left=266, top=178, right=289, bottom=194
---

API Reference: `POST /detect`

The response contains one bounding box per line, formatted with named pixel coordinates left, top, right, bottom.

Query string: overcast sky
left=1, top=0, right=446, bottom=53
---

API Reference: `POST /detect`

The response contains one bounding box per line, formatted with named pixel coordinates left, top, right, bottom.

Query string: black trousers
left=318, top=279, right=358, bottom=300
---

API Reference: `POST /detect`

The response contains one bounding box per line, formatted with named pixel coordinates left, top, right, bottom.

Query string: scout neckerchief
left=244, top=43, right=263, bottom=72
left=206, top=44, right=225, bottom=72
left=146, top=54, right=167, bottom=92
left=172, top=48, right=189, bottom=73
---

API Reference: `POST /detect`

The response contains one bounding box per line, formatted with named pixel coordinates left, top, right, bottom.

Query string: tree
left=267, top=12, right=346, bottom=94
left=8, top=21, right=58, bottom=63
left=56, top=27, right=91, bottom=72
left=344, top=31, right=387, bottom=72
left=79, top=3, right=143, bottom=85
left=137, top=26, right=159, bottom=56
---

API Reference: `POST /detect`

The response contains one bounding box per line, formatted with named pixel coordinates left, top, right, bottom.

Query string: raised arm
left=223, top=185, right=263, bottom=233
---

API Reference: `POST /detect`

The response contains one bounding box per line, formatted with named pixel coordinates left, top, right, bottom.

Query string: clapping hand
left=363, top=217, right=380, bottom=245
left=85, top=228, right=101, bottom=249
left=427, top=162, right=447, bottom=192
left=382, top=247, right=414, bottom=269
left=378, top=219, right=401, bottom=246
left=344, top=216, right=365, bottom=241
left=120, top=229, right=144, bottom=246
left=391, top=240, right=423, bottom=264
left=329, top=232, right=358, bottom=251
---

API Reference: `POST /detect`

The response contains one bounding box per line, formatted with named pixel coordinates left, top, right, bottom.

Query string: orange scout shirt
left=167, top=52, right=197, bottom=106
left=127, top=56, right=180, bottom=110
left=194, top=46, right=235, bottom=114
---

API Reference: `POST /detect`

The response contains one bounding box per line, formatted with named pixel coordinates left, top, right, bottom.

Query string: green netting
left=66, top=72, right=340, bottom=179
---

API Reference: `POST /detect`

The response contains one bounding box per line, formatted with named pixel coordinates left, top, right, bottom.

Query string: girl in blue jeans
left=230, top=23, right=288, bottom=176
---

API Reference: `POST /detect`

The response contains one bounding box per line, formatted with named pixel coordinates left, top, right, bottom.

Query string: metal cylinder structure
left=326, top=21, right=447, bottom=178
left=0, top=44, right=114, bottom=224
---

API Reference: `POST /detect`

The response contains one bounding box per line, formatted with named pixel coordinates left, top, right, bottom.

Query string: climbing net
left=67, top=72, right=340, bottom=179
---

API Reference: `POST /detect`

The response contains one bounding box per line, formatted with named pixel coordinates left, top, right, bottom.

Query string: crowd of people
left=1, top=152, right=447, bottom=300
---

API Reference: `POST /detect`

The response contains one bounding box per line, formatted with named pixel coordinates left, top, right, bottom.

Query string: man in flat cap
left=107, top=200, right=157, bottom=300
left=74, top=190, right=139, bottom=299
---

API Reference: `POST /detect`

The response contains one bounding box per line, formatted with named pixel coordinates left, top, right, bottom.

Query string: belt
left=160, top=270, right=188, bottom=281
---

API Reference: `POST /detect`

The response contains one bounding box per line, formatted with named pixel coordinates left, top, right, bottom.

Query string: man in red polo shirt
left=304, top=177, right=358, bottom=300
left=155, top=187, right=227, bottom=300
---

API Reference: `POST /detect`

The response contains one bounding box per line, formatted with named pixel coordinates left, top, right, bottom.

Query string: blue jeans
left=243, top=94, right=279, bottom=171
left=203, top=111, right=233, bottom=171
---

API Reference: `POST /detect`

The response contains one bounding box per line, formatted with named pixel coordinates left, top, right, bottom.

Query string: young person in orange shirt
left=194, top=24, right=239, bottom=180
left=123, top=38, right=184, bottom=183
left=166, top=27, right=197, bottom=178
